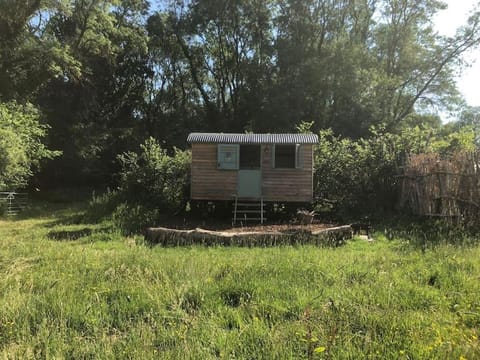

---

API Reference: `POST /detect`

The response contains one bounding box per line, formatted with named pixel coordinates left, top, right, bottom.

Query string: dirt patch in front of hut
left=149, top=213, right=336, bottom=233
left=221, top=223, right=334, bottom=233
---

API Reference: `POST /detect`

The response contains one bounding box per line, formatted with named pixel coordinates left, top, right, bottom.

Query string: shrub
left=313, top=129, right=363, bottom=218
left=313, top=125, right=478, bottom=220
left=116, top=137, right=191, bottom=214
left=84, top=188, right=120, bottom=223
left=313, top=129, right=398, bottom=218
left=87, top=138, right=191, bottom=234
left=112, top=203, right=163, bottom=235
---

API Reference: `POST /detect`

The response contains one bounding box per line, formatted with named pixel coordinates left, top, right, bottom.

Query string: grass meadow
left=0, top=203, right=479, bottom=359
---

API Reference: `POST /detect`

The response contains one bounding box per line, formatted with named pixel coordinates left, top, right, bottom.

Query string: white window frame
left=272, top=144, right=302, bottom=169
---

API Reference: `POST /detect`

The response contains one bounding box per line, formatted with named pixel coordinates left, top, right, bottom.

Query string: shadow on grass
left=46, top=226, right=116, bottom=242
left=47, top=228, right=93, bottom=241
left=41, top=212, right=89, bottom=228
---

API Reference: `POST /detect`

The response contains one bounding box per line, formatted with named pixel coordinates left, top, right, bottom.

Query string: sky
left=434, top=0, right=480, bottom=108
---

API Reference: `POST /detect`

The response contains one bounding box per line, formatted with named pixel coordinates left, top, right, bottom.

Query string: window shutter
left=217, top=144, right=239, bottom=170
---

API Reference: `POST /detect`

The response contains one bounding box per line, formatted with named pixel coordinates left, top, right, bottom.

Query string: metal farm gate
left=0, top=192, right=28, bottom=216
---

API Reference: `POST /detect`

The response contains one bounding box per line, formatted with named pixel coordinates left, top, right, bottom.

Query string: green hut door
left=237, top=145, right=262, bottom=198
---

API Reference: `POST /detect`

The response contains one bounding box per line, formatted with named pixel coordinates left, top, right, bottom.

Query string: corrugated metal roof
left=187, top=133, right=319, bottom=144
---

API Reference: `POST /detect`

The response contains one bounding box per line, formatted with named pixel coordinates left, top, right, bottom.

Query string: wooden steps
left=233, top=197, right=265, bottom=225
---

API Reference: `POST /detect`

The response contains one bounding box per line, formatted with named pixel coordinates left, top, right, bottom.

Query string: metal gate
left=0, top=192, right=28, bottom=216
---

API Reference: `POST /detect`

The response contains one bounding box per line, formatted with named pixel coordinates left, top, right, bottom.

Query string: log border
left=144, top=225, right=352, bottom=247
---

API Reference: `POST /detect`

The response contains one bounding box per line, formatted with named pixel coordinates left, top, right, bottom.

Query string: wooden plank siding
left=261, top=144, right=313, bottom=202
left=190, top=143, right=314, bottom=202
left=191, top=143, right=237, bottom=200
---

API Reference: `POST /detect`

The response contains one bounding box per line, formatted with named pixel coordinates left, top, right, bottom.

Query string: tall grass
left=0, top=204, right=479, bottom=359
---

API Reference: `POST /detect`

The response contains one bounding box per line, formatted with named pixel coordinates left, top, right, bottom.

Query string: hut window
left=273, top=144, right=301, bottom=169
left=240, top=145, right=261, bottom=169
left=217, top=144, right=239, bottom=170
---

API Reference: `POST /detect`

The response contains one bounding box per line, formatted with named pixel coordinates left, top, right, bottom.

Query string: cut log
left=144, top=225, right=352, bottom=247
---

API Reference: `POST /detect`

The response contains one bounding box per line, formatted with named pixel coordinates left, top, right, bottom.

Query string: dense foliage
left=88, top=137, right=191, bottom=233
left=313, top=125, right=477, bottom=219
left=116, top=138, right=191, bottom=212
left=0, top=0, right=479, bottom=189
left=0, top=102, right=59, bottom=190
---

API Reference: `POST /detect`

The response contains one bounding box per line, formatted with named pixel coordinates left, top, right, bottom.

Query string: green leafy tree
left=35, top=0, right=151, bottom=185
left=455, top=106, right=480, bottom=145
left=1, top=0, right=480, bottom=192
left=0, top=102, right=60, bottom=189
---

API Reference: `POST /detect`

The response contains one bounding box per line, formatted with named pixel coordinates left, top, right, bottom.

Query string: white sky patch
left=434, top=0, right=480, bottom=107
